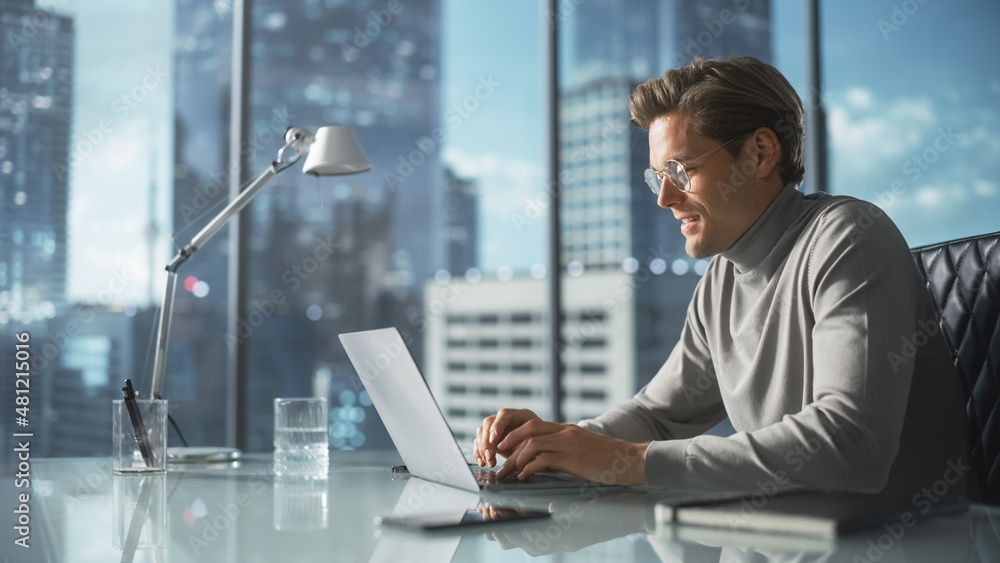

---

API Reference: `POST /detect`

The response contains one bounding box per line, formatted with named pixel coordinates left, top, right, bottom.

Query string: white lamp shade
left=302, top=126, right=371, bottom=176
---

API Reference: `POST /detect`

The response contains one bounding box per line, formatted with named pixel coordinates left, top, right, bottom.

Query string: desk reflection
left=368, top=477, right=478, bottom=563
left=649, top=506, right=997, bottom=563
left=478, top=492, right=652, bottom=555
left=272, top=474, right=328, bottom=531
left=112, top=473, right=166, bottom=563
left=29, top=454, right=1000, bottom=563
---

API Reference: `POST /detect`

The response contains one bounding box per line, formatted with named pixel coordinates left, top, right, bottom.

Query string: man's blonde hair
left=630, top=57, right=805, bottom=187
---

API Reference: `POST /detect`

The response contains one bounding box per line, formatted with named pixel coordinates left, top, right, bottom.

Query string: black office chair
left=911, top=231, right=1000, bottom=505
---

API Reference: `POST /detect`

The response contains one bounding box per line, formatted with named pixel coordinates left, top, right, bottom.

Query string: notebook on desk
left=339, top=327, right=618, bottom=493
left=656, top=489, right=970, bottom=539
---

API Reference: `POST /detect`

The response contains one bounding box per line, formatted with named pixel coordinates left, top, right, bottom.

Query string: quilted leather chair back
left=911, top=231, right=1000, bottom=504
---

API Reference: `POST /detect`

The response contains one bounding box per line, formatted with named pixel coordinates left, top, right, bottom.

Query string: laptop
left=339, top=327, right=616, bottom=493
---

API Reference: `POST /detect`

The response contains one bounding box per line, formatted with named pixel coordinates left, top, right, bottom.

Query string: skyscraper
left=443, top=166, right=478, bottom=276
left=247, top=0, right=443, bottom=296
left=0, top=0, right=74, bottom=460
left=0, top=0, right=74, bottom=324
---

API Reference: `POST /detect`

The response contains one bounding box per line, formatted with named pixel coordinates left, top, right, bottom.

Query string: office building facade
left=425, top=272, right=635, bottom=443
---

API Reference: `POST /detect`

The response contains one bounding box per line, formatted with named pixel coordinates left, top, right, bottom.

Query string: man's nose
left=657, top=180, right=685, bottom=208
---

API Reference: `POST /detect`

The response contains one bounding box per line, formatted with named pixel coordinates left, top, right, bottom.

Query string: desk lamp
left=150, top=126, right=370, bottom=462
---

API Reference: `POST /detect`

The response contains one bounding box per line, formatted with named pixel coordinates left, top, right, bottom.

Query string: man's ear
left=752, top=127, right=781, bottom=179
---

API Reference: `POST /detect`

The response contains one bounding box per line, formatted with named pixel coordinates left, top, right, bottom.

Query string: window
left=15, top=0, right=995, bottom=459
left=511, top=312, right=534, bottom=324
left=819, top=1, right=1000, bottom=245
left=2, top=0, right=188, bottom=456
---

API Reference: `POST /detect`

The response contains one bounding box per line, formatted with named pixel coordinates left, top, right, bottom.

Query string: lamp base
left=166, top=446, right=242, bottom=464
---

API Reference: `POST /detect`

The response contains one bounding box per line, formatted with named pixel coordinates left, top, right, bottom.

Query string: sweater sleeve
left=639, top=202, right=919, bottom=491
left=578, top=275, right=728, bottom=443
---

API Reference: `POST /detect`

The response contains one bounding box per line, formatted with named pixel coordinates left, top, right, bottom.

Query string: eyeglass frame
left=644, top=130, right=754, bottom=196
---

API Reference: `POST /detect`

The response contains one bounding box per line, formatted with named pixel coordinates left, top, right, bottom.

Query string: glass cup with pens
left=113, top=379, right=168, bottom=473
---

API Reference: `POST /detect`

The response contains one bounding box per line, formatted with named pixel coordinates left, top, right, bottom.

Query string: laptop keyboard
left=471, top=466, right=574, bottom=485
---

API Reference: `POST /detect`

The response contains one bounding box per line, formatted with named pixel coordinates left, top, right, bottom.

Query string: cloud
left=844, top=87, right=874, bottom=110
left=973, top=180, right=998, bottom=197
left=442, top=146, right=547, bottom=269
left=828, top=88, right=937, bottom=179
left=442, top=145, right=544, bottom=220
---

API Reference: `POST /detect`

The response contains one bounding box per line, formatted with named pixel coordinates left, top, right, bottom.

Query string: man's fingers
left=497, top=418, right=557, bottom=452
left=478, top=416, right=497, bottom=464
left=497, top=444, right=522, bottom=478
left=518, top=452, right=560, bottom=480
left=489, top=409, right=515, bottom=446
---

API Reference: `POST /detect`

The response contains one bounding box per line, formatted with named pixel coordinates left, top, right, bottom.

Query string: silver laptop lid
left=339, top=328, right=480, bottom=493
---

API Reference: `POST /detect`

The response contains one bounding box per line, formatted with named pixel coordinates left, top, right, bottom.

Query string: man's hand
left=496, top=420, right=649, bottom=486
left=473, top=408, right=541, bottom=467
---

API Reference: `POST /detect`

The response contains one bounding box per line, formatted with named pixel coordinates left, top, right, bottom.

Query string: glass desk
left=15, top=451, right=1000, bottom=562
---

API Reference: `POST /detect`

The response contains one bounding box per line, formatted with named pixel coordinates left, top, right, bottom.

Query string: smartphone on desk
left=375, top=507, right=550, bottom=532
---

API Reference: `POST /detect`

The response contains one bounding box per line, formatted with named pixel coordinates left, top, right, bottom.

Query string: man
left=473, top=56, right=972, bottom=497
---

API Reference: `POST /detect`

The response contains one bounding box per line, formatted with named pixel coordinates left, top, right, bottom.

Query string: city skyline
left=6, top=0, right=998, bottom=457
left=30, top=0, right=1000, bottom=312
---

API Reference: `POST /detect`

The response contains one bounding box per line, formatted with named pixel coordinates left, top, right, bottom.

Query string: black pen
left=122, top=379, right=154, bottom=468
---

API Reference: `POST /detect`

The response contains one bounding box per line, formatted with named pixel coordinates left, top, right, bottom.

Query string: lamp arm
left=149, top=127, right=316, bottom=398
left=149, top=128, right=316, bottom=399
left=150, top=164, right=279, bottom=398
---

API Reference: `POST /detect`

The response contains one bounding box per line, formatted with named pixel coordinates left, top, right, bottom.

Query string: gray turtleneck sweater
left=579, top=186, right=971, bottom=496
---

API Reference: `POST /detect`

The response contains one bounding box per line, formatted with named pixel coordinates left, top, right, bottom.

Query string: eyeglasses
left=643, top=133, right=749, bottom=195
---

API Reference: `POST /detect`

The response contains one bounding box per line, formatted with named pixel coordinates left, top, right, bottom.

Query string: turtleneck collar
left=720, top=184, right=805, bottom=276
